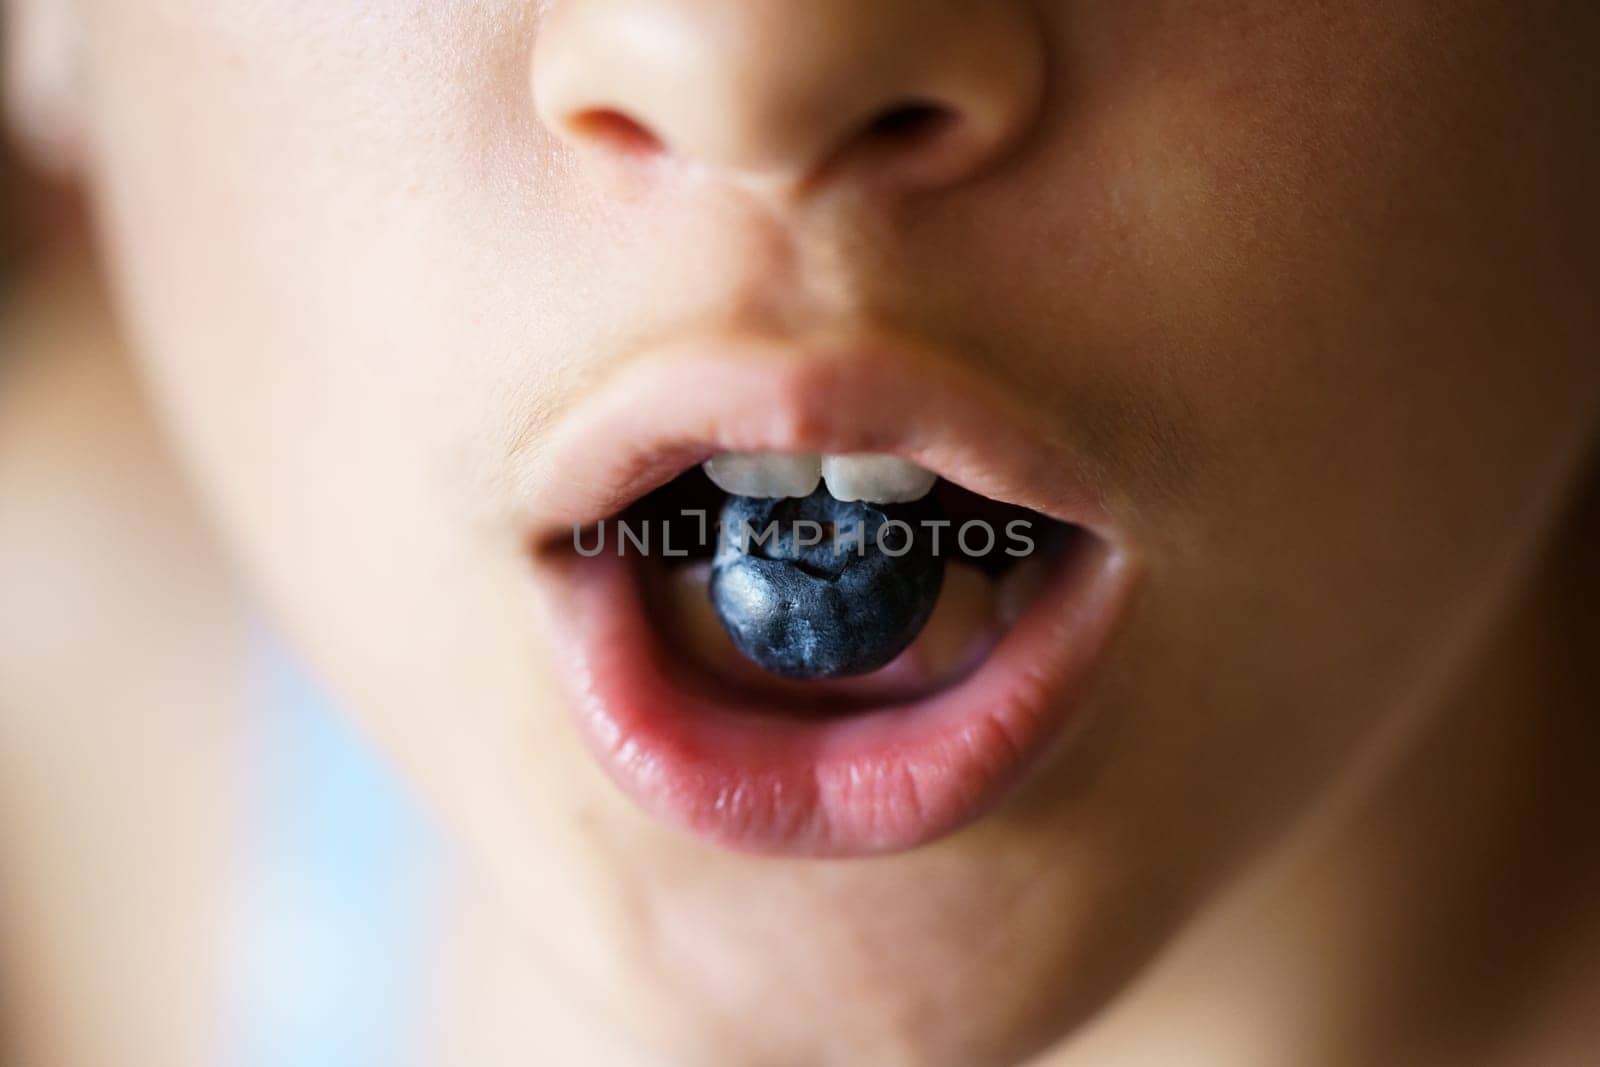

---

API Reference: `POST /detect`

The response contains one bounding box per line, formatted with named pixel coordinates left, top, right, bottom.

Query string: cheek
left=929, top=0, right=1597, bottom=619
left=81, top=3, right=567, bottom=554
left=74, top=2, right=640, bottom=846
left=1130, top=2, right=1598, bottom=688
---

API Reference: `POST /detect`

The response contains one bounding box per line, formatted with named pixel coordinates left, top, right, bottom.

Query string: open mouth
left=524, top=333, right=1138, bottom=857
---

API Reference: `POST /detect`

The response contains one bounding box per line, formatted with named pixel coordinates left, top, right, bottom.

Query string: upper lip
left=519, top=325, right=1119, bottom=546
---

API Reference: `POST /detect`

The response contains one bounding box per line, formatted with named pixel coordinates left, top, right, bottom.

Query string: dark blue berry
left=709, top=487, right=945, bottom=679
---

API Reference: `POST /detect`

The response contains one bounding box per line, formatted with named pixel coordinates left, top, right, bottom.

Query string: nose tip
left=532, top=1, right=1045, bottom=199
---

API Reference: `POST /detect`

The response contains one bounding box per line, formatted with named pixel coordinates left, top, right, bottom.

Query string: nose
left=532, top=0, right=1045, bottom=199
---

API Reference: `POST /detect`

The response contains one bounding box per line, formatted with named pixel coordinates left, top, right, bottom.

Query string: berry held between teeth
left=709, top=486, right=946, bottom=679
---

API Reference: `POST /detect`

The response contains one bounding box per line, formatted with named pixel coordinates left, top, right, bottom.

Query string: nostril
left=863, top=100, right=959, bottom=146
left=814, top=98, right=972, bottom=190
left=567, top=108, right=665, bottom=158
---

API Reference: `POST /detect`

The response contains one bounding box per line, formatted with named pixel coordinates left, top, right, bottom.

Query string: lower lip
left=534, top=536, right=1136, bottom=857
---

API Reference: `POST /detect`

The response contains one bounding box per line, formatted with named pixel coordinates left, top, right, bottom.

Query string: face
left=16, top=0, right=1599, bottom=1062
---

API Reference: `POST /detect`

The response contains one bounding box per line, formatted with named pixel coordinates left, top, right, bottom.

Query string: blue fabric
left=228, top=634, right=439, bottom=1067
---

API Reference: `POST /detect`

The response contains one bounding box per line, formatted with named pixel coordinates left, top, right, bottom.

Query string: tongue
left=656, top=559, right=1009, bottom=702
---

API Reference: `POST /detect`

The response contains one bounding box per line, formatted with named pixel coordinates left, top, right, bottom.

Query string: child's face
left=39, top=1, right=1600, bottom=1060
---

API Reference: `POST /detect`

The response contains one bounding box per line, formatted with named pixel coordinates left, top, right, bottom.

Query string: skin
left=2, top=1, right=1598, bottom=1064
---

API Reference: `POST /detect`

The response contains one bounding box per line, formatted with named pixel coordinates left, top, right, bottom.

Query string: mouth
left=524, top=330, right=1138, bottom=857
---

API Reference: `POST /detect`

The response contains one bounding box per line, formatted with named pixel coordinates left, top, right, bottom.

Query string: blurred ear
left=4, top=0, right=85, bottom=175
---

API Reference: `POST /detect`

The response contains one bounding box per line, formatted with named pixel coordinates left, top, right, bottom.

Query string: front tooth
left=703, top=452, right=822, bottom=498
left=821, top=454, right=938, bottom=504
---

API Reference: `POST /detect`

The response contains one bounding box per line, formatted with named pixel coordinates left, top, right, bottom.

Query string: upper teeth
left=702, top=452, right=822, bottom=499
left=703, top=452, right=937, bottom=504
left=820, top=454, right=939, bottom=504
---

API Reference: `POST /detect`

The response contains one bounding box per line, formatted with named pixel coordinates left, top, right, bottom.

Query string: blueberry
left=709, top=487, right=945, bottom=679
